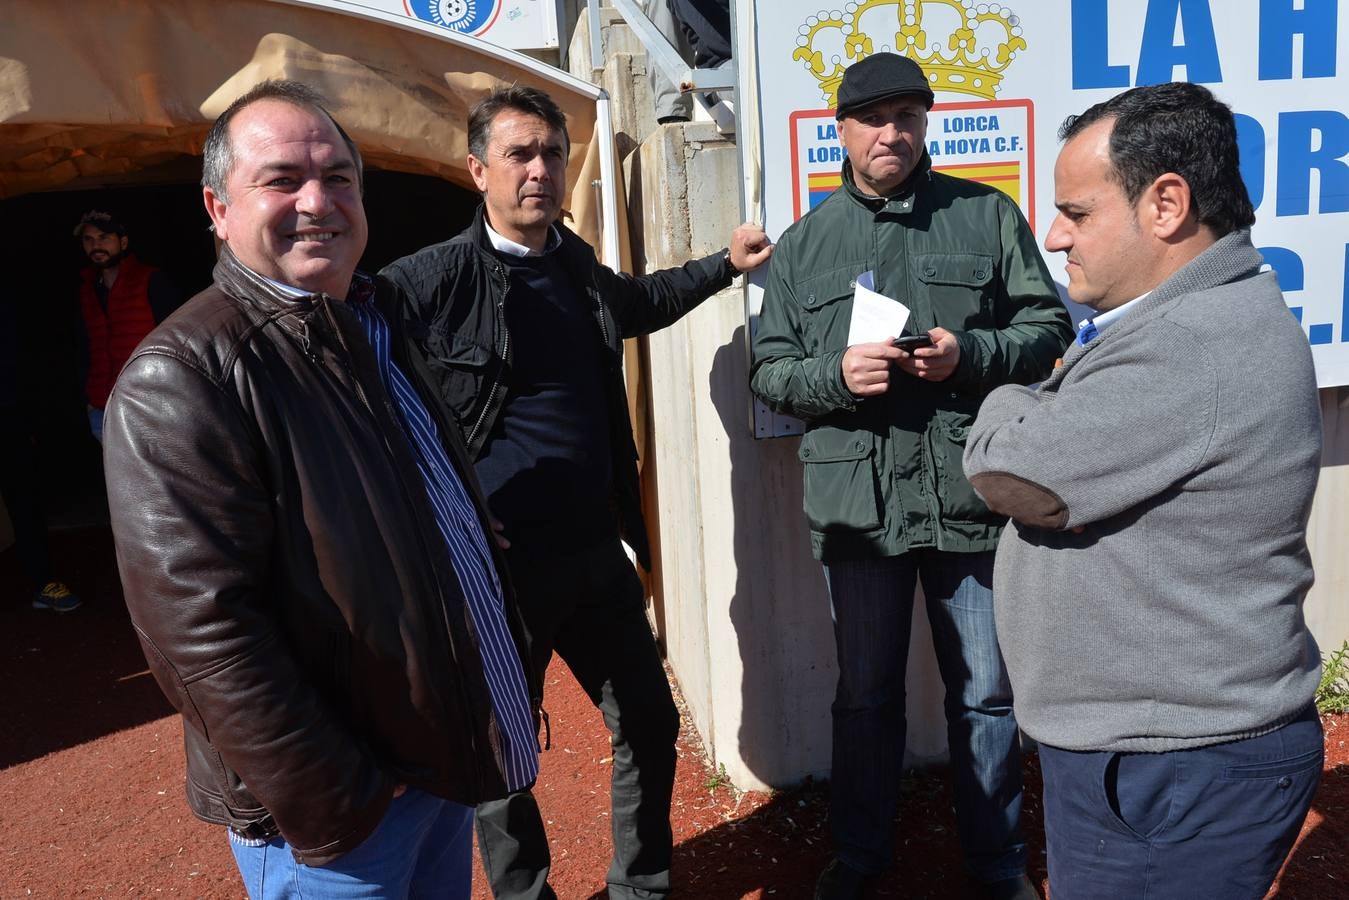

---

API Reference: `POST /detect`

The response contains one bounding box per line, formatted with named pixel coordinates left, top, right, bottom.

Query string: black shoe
left=815, top=859, right=867, bottom=900
left=982, top=873, right=1041, bottom=900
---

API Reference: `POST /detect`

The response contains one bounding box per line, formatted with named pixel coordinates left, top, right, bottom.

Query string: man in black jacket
left=381, top=85, right=771, bottom=900
left=104, top=80, right=536, bottom=898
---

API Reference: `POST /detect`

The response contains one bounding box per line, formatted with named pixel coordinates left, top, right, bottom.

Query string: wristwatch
left=724, top=248, right=740, bottom=277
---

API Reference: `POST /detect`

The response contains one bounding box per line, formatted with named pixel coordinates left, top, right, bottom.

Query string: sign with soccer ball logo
left=322, top=1, right=563, bottom=49
left=405, top=0, right=498, bottom=36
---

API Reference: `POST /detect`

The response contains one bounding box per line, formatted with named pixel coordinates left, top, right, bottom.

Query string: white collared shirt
left=260, top=274, right=311, bottom=299
left=484, top=220, right=562, bottom=258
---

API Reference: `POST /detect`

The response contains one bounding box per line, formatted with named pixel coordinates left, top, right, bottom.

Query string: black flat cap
left=835, top=53, right=935, bottom=118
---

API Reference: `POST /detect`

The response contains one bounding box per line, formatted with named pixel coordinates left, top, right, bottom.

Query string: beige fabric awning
left=0, top=0, right=610, bottom=246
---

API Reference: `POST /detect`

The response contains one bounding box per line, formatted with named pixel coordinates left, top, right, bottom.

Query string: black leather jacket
left=104, top=247, right=534, bottom=865
left=380, top=206, right=735, bottom=569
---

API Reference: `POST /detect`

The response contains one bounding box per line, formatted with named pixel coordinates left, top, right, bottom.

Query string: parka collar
left=842, top=152, right=932, bottom=214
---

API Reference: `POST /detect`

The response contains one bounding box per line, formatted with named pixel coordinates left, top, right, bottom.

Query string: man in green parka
left=750, top=53, right=1072, bottom=900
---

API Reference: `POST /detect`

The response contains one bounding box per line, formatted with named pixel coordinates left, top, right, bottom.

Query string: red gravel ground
left=2, top=526, right=1346, bottom=898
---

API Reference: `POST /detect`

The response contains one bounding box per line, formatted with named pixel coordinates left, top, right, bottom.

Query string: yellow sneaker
left=32, top=582, right=82, bottom=613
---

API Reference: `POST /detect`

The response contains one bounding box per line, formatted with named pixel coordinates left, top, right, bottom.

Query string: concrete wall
left=1308, top=387, right=1349, bottom=656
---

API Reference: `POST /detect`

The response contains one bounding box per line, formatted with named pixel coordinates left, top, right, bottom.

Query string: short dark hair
left=467, top=86, right=570, bottom=163
left=201, top=79, right=364, bottom=202
left=1059, top=82, right=1254, bottom=236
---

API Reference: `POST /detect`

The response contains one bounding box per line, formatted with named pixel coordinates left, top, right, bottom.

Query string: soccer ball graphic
left=434, top=0, right=474, bottom=29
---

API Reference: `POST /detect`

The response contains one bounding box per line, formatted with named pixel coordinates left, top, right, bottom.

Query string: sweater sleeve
left=963, top=318, right=1219, bottom=530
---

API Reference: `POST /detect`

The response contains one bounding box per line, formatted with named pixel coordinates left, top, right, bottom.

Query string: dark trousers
left=0, top=404, right=51, bottom=592
left=1039, top=704, right=1323, bottom=899
left=476, top=539, right=680, bottom=900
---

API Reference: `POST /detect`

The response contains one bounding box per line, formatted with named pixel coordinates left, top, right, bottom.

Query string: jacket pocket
left=423, top=330, right=494, bottom=427
left=932, top=404, right=992, bottom=522
left=1222, top=747, right=1323, bottom=781
left=796, top=267, right=862, bottom=354
left=914, top=252, right=994, bottom=328
left=799, top=429, right=882, bottom=532
left=427, top=331, right=492, bottom=370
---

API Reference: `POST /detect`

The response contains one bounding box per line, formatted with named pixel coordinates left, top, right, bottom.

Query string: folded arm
left=963, top=320, right=1218, bottom=529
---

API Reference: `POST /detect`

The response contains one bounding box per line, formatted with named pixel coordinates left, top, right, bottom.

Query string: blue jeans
left=1039, top=704, right=1322, bottom=899
left=824, top=550, right=1025, bottom=882
left=87, top=406, right=104, bottom=444
left=228, top=789, right=474, bottom=898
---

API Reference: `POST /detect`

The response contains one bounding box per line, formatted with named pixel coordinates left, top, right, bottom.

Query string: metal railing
left=587, top=0, right=737, bottom=132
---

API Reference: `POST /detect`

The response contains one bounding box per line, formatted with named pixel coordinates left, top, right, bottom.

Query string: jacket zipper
left=591, top=282, right=612, bottom=349
left=308, top=298, right=489, bottom=797
left=466, top=259, right=512, bottom=451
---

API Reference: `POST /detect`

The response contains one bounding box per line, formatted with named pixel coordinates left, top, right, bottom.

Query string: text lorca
left=932, top=116, right=1022, bottom=156
left=806, top=116, right=1021, bottom=162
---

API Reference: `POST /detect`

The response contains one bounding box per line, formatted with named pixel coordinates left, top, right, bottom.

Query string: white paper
left=847, top=271, right=911, bottom=346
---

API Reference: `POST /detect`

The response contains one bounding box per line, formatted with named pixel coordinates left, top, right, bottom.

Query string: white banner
left=747, top=0, right=1349, bottom=435
left=332, top=0, right=563, bottom=49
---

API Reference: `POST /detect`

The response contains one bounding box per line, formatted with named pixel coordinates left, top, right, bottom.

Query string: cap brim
left=836, top=87, right=935, bottom=117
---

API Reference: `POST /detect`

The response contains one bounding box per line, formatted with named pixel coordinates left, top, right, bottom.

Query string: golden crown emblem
left=793, top=0, right=1027, bottom=105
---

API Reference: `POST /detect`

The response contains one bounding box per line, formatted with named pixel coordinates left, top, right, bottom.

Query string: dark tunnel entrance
left=0, top=167, right=481, bottom=535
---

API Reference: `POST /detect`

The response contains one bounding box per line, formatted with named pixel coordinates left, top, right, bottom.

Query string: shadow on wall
left=702, top=324, right=951, bottom=789
left=706, top=324, right=833, bottom=787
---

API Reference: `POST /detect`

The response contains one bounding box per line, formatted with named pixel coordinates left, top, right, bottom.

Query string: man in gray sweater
left=963, top=81, right=1324, bottom=899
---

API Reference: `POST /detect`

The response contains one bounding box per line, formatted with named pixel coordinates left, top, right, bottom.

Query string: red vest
left=79, top=255, right=157, bottom=409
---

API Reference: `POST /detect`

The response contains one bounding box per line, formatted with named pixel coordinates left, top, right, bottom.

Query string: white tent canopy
left=0, top=0, right=620, bottom=257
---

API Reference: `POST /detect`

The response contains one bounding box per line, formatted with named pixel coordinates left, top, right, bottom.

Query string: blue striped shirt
left=1076, top=291, right=1151, bottom=345
left=346, top=289, right=539, bottom=792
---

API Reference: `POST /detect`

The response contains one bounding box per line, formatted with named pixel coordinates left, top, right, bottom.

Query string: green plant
left=704, top=762, right=730, bottom=792
left=1316, top=640, right=1349, bottom=715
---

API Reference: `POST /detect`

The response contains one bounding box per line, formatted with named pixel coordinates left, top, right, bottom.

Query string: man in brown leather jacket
left=103, top=80, right=537, bottom=899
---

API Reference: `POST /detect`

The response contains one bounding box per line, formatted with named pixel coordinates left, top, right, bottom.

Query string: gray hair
left=201, top=79, right=364, bottom=202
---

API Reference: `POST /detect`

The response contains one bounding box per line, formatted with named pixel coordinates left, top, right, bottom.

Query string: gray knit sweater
left=963, top=230, right=1322, bottom=752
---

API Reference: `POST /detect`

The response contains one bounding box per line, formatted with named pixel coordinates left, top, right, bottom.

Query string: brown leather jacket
left=104, top=248, right=535, bottom=865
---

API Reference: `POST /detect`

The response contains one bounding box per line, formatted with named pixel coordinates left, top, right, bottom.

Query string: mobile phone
left=893, top=334, right=934, bottom=352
